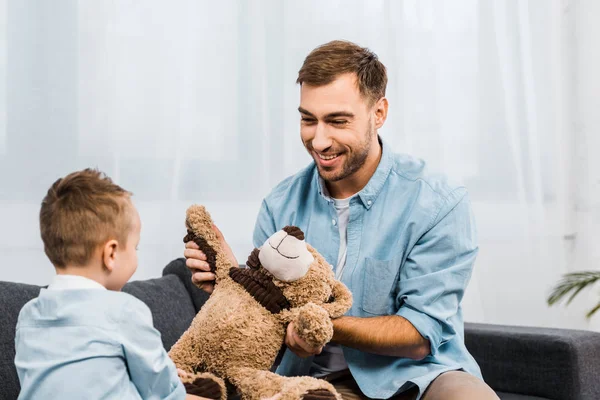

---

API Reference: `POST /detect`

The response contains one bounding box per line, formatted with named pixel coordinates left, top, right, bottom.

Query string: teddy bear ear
left=246, top=247, right=262, bottom=269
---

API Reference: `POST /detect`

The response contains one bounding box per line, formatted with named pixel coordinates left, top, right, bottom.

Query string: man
left=185, top=41, right=498, bottom=400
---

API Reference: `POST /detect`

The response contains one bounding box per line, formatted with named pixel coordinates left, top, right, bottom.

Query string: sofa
left=1, top=258, right=599, bottom=400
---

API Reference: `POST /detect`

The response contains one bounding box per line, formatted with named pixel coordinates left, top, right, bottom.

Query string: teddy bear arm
left=320, top=280, right=353, bottom=319
left=228, top=366, right=340, bottom=400
left=292, top=303, right=334, bottom=349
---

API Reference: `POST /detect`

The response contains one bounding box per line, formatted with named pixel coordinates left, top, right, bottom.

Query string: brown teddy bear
left=168, top=205, right=353, bottom=400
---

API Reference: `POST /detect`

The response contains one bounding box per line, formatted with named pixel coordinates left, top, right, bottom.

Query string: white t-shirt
left=310, top=196, right=352, bottom=377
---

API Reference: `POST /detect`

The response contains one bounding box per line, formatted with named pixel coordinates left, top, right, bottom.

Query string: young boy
left=14, top=168, right=205, bottom=399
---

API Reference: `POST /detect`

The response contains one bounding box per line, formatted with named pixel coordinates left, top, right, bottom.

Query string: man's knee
left=422, top=371, right=499, bottom=400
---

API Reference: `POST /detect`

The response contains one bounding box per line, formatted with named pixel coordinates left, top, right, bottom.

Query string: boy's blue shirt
left=15, top=284, right=185, bottom=399
left=253, top=139, right=482, bottom=399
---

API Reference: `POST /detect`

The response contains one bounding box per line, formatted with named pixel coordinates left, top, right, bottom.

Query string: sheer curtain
left=1, top=0, right=598, bottom=330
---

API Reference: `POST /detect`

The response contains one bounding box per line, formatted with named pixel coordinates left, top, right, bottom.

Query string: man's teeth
left=318, top=153, right=339, bottom=161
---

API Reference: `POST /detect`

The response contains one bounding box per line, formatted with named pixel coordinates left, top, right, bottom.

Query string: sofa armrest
left=465, top=322, right=600, bottom=400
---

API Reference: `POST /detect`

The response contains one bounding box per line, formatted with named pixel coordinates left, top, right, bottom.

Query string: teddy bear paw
left=183, top=373, right=225, bottom=400
left=294, top=303, right=334, bottom=349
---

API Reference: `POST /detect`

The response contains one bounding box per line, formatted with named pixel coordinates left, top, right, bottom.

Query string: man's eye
left=331, top=120, right=348, bottom=125
left=301, top=118, right=317, bottom=124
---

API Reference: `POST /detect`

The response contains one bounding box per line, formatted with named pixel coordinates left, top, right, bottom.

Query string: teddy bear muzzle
left=258, top=226, right=314, bottom=282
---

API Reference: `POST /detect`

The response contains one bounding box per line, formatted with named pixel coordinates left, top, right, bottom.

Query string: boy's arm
left=121, top=297, right=186, bottom=400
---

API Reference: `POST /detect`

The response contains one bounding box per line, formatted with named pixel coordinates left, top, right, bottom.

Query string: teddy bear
left=168, top=205, right=353, bottom=400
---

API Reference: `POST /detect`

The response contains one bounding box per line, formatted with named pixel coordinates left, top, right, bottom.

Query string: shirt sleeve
left=120, top=298, right=186, bottom=400
left=396, top=189, right=478, bottom=357
left=253, top=199, right=277, bottom=248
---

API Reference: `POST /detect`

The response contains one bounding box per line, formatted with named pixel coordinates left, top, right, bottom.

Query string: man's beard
left=316, top=124, right=374, bottom=183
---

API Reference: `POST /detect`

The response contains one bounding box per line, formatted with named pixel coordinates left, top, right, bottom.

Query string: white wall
left=1, top=0, right=599, bottom=331
left=571, top=0, right=600, bottom=330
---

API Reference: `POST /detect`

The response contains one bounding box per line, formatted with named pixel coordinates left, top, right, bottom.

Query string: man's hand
left=184, top=224, right=238, bottom=293
left=285, top=321, right=324, bottom=358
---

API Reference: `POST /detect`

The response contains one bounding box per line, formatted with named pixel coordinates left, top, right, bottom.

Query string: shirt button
left=367, top=200, right=372, bottom=206
left=332, top=219, right=337, bottom=226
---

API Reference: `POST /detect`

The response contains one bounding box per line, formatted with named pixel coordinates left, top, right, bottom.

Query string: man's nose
left=311, top=123, right=332, bottom=152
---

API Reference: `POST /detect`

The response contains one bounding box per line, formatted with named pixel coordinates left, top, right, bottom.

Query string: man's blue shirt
left=253, top=139, right=481, bottom=399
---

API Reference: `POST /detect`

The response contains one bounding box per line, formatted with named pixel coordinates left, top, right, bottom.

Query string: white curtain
left=1, top=0, right=598, bottom=331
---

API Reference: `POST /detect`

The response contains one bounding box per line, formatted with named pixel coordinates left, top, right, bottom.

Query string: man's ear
left=102, top=240, right=119, bottom=272
left=373, top=97, right=389, bottom=129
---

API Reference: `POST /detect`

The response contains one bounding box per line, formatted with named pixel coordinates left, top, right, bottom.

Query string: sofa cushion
left=122, top=274, right=197, bottom=351
left=0, top=281, right=41, bottom=400
left=466, top=322, right=600, bottom=400
left=162, top=257, right=210, bottom=313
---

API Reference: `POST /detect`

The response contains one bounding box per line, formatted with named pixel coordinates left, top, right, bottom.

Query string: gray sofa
left=1, top=258, right=599, bottom=400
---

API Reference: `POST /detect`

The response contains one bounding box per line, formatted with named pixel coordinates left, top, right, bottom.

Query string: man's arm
left=393, top=190, right=477, bottom=358
left=288, top=315, right=429, bottom=360
left=332, top=315, right=430, bottom=360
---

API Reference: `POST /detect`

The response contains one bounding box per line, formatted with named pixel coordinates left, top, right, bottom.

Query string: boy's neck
left=55, top=264, right=108, bottom=289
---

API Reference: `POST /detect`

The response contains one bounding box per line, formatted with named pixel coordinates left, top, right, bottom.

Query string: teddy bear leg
left=228, top=367, right=340, bottom=400
left=181, top=371, right=227, bottom=400
left=279, top=375, right=340, bottom=400
left=226, top=367, right=283, bottom=400
left=168, top=332, right=203, bottom=375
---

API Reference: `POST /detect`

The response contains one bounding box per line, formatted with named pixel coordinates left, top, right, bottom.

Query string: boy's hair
left=40, top=168, right=133, bottom=268
left=296, top=40, right=387, bottom=105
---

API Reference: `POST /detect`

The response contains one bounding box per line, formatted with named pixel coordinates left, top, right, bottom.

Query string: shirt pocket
left=361, top=257, right=399, bottom=315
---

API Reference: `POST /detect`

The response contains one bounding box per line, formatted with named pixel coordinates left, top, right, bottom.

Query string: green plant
left=548, top=271, right=600, bottom=318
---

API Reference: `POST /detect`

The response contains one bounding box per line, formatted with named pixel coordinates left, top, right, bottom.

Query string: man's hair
left=297, top=40, right=387, bottom=105
left=40, top=168, right=133, bottom=268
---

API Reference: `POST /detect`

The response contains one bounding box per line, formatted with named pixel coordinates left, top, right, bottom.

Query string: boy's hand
left=177, top=369, right=190, bottom=379
left=184, top=224, right=238, bottom=294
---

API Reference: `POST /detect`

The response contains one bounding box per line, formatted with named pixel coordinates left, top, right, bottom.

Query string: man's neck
left=325, top=140, right=382, bottom=199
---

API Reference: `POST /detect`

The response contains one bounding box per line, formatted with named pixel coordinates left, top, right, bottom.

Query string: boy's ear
left=102, top=240, right=119, bottom=272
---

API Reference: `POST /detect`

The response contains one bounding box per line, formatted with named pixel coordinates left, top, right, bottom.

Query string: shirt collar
left=316, top=136, right=393, bottom=209
left=47, top=274, right=106, bottom=291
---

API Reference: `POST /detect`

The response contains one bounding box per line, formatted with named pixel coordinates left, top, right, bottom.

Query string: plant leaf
left=547, top=271, right=600, bottom=307
left=587, top=302, right=600, bottom=319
